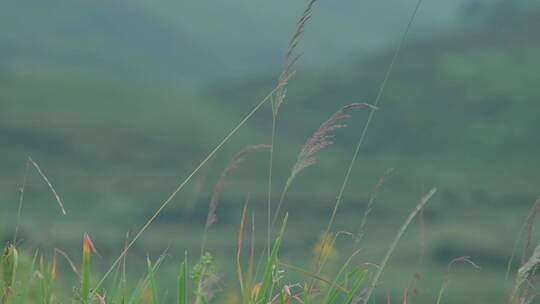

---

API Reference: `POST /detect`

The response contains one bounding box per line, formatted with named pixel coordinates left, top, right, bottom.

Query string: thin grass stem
left=92, top=86, right=279, bottom=295
left=363, top=188, right=437, bottom=303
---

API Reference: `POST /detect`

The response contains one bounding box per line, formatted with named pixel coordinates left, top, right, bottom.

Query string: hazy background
left=1, top=0, right=540, bottom=302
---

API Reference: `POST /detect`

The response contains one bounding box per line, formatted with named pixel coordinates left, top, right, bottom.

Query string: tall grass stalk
left=363, top=187, right=437, bottom=304
left=267, top=0, right=317, bottom=257
left=325, top=0, right=423, bottom=237
left=311, top=0, right=424, bottom=286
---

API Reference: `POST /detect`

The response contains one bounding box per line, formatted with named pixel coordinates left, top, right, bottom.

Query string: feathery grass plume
left=201, top=144, right=269, bottom=254
left=271, top=0, right=317, bottom=118
left=81, top=233, right=96, bottom=304
left=2, top=244, right=18, bottom=302
left=267, top=0, right=317, bottom=259
left=28, top=157, right=67, bottom=215
left=292, top=103, right=376, bottom=179
left=436, top=256, right=480, bottom=304
left=363, top=187, right=437, bottom=304
left=272, top=103, right=376, bottom=226
left=303, top=1, right=425, bottom=295
left=506, top=196, right=540, bottom=281
left=320, top=0, right=424, bottom=290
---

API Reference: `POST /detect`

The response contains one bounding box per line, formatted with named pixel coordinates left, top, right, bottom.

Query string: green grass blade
left=80, top=233, right=94, bottom=304
left=128, top=251, right=167, bottom=304
left=178, top=253, right=187, bottom=304
left=147, top=257, right=159, bottom=304
left=256, top=213, right=288, bottom=303
left=341, top=269, right=367, bottom=304
left=303, top=284, right=310, bottom=304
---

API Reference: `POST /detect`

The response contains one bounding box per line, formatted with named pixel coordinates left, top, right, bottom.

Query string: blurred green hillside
left=1, top=1, right=540, bottom=302
left=1, top=0, right=471, bottom=84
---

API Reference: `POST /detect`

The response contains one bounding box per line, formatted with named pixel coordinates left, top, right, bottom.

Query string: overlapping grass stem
left=272, top=103, right=376, bottom=227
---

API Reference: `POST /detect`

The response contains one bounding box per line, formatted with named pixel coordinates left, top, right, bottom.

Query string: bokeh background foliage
left=1, top=0, right=540, bottom=302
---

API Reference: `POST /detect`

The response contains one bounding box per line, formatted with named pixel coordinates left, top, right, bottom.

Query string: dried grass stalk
left=436, top=256, right=480, bottom=304
left=363, top=187, right=437, bottom=304
left=28, top=157, right=66, bottom=215
left=201, top=144, right=269, bottom=253
left=271, top=0, right=317, bottom=117
left=355, top=168, right=394, bottom=247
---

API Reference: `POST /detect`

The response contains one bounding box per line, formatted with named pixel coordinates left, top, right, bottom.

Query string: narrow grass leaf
left=178, top=253, right=187, bottom=304
left=256, top=213, right=288, bottom=303
left=147, top=257, right=159, bottom=304
left=81, top=233, right=96, bottom=304
left=341, top=269, right=367, bottom=304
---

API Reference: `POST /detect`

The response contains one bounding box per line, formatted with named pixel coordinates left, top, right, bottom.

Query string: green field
left=1, top=0, right=540, bottom=303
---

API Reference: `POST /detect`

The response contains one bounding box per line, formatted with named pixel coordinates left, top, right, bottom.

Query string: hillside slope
left=1, top=0, right=470, bottom=85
